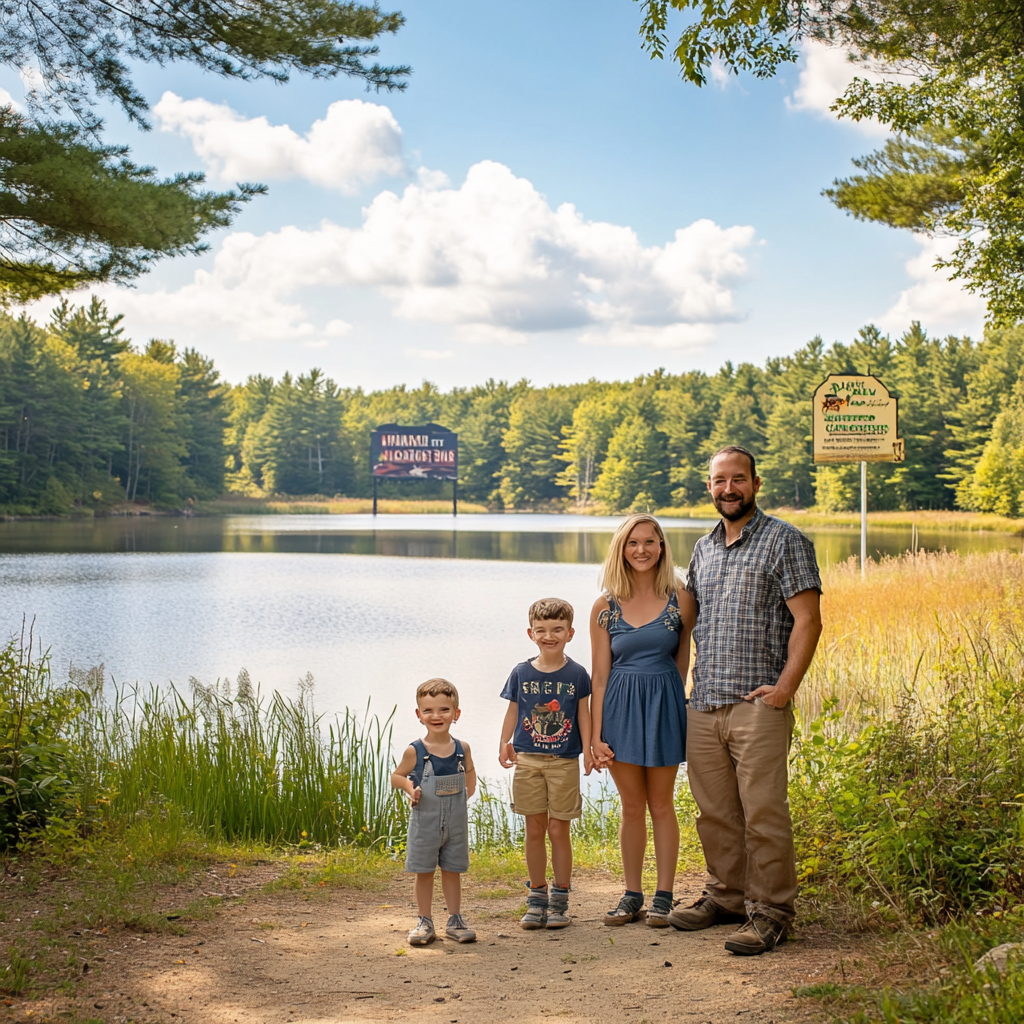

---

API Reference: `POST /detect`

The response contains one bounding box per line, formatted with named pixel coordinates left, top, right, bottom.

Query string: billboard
left=812, top=374, right=904, bottom=464
left=370, top=423, right=458, bottom=480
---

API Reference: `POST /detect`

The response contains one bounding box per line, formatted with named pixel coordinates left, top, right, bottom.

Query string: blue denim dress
left=403, top=738, right=470, bottom=874
left=599, top=593, right=687, bottom=767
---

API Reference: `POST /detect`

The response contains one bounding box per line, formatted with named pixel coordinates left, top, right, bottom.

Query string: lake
left=2, top=513, right=1021, bottom=772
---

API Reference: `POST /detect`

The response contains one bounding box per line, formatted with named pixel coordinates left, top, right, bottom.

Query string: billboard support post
left=452, top=477, right=458, bottom=517
left=372, top=476, right=378, bottom=517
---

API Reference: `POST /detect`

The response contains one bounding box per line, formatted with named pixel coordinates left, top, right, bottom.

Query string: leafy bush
left=792, top=669, right=1024, bottom=922
left=0, top=636, right=88, bottom=848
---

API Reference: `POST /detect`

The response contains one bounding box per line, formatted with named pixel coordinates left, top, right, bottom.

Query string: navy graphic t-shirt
left=500, top=657, right=591, bottom=759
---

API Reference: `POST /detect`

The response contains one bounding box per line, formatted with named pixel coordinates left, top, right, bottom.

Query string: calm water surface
left=1, top=514, right=1020, bottom=768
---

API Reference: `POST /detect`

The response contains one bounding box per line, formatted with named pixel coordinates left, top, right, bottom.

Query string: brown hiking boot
left=723, top=914, right=790, bottom=955
left=667, top=895, right=746, bottom=931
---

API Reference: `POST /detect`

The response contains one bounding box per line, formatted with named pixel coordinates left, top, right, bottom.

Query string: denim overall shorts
left=403, top=738, right=470, bottom=874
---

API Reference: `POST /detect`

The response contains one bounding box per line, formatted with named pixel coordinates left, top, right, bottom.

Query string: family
left=390, top=445, right=824, bottom=956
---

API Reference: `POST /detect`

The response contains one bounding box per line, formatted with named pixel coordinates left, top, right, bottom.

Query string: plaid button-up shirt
left=686, top=507, right=822, bottom=711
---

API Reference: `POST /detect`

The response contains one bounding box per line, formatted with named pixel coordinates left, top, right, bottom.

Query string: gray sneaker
left=408, top=916, right=436, bottom=946
left=445, top=914, right=476, bottom=943
left=546, top=886, right=570, bottom=929
left=603, top=893, right=646, bottom=926
left=520, top=885, right=548, bottom=930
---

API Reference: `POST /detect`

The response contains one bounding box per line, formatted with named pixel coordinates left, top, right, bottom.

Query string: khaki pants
left=685, top=699, right=797, bottom=922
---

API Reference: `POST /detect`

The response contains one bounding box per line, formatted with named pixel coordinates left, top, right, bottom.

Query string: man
left=670, top=445, right=822, bottom=955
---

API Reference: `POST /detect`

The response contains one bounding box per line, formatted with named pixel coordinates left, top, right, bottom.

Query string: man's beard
left=713, top=492, right=756, bottom=521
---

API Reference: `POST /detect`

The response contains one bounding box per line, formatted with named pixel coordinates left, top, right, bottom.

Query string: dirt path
left=13, top=866, right=869, bottom=1024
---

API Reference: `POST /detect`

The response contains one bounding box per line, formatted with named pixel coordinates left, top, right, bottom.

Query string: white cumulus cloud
left=153, top=92, right=407, bottom=192
left=786, top=41, right=890, bottom=136
left=877, top=234, right=986, bottom=336
left=92, top=160, right=757, bottom=350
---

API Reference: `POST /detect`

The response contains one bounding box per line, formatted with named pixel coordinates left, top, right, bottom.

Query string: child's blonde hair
left=416, top=677, right=459, bottom=708
left=528, top=598, right=574, bottom=627
left=599, top=513, right=679, bottom=601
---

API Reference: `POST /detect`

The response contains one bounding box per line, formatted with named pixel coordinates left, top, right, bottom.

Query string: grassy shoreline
left=4, top=493, right=1023, bottom=534
left=23, top=499, right=1024, bottom=534
left=657, top=504, right=1024, bottom=534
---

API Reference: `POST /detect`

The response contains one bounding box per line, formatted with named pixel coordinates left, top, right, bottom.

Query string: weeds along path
left=13, top=866, right=865, bottom=1024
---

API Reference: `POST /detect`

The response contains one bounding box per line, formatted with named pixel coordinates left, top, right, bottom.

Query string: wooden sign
left=812, top=374, right=904, bottom=464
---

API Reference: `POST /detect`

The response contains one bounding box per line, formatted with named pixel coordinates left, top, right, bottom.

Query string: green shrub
left=0, top=637, right=88, bottom=848
left=792, top=668, right=1024, bottom=922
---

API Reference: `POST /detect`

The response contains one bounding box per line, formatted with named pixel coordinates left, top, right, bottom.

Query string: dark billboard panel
left=370, top=423, right=458, bottom=480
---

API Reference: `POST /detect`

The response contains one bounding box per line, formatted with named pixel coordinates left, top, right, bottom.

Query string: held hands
left=583, top=751, right=599, bottom=775
left=591, top=739, right=615, bottom=768
left=498, top=741, right=517, bottom=769
left=744, top=684, right=792, bottom=708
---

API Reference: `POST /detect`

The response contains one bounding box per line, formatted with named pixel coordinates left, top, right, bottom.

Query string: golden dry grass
left=655, top=506, right=1024, bottom=533
left=800, top=549, right=1024, bottom=723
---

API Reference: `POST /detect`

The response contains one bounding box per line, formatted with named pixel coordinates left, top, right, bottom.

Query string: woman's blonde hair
left=599, top=513, right=679, bottom=601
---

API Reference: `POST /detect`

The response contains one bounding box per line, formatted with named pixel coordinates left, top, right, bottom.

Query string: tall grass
left=85, top=672, right=408, bottom=847
left=791, top=550, right=1024, bottom=923
left=655, top=507, right=1024, bottom=534
left=801, top=549, right=1024, bottom=721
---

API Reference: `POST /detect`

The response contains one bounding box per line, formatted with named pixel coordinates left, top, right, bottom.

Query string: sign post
left=812, top=374, right=904, bottom=576
left=369, top=423, right=459, bottom=516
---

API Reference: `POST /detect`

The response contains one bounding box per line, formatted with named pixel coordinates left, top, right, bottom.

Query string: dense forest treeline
left=3, top=299, right=1024, bottom=516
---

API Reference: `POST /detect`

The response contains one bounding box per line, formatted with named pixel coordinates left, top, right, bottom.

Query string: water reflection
left=0, top=513, right=1020, bottom=564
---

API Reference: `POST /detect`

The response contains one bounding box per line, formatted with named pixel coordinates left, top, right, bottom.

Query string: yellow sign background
left=812, top=374, right=904, bottom=464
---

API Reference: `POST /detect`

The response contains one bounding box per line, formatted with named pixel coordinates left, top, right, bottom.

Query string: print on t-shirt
left=526, top=698, right=570, bottom=744
left=500, top=658, right=592, bottom=759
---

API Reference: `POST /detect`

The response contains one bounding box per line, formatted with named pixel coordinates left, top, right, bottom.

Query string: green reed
left=468, top=777, right=622, bottom=851
left=67, top=669, right=408, bottom=848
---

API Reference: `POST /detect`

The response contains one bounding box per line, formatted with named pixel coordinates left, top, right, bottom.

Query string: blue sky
left=10, top=1, right=985, bottom=388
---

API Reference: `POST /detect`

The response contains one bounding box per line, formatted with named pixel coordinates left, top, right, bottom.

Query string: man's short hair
left=416, top=677, right=459, bottom=708
left=528, top=598, right=574, bottom=627
left=709, top=445, right=757, bottom=479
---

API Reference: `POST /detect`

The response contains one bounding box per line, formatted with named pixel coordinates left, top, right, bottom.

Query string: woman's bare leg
left=608, top=761, right=649, bottom=893
left=645, top=765, right=680, bottom=893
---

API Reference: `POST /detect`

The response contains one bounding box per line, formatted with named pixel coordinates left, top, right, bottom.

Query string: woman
left=590, top=513, right=695, bottom=927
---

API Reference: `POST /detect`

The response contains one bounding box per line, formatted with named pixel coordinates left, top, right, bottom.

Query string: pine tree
left=759, top=338, right=824, bottom=508
left=943, top=327, right=1024, bottom=506
left=498, top=390, right=576, bottom=508
left=454, top=379, right=526, bottom=504
left=178, top=348, right=228, bottom=498
left=556, top=388, right=626, bottom=509
left=590, top=414, right=670, bottom=512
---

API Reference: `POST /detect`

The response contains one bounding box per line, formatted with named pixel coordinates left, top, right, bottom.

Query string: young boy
left=499, top=598, right=593, bottom=929
left=391, top=678, right=478, bottom=947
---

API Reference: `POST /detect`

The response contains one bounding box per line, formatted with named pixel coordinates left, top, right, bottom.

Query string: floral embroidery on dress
left=597, top=601, right=621, bottom=630
left=663, top=602, right=681, bottom=631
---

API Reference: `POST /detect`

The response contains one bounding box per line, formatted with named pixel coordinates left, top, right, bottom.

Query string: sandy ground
left=1, top=864, right=873, bottom=1024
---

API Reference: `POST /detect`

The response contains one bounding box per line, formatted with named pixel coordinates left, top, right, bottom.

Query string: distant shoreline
left=2, top=497, right=1023, bottom=535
